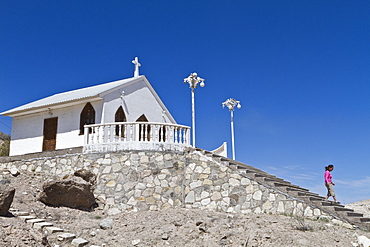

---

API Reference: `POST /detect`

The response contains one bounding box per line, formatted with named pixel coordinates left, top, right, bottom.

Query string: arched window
left=136, top=114, right=148, bottom=122
left=136, top=114, right=150, bottom=141
left=115, top=106, right=126, bottom=137
left=80, top=102, right=95, bottom=135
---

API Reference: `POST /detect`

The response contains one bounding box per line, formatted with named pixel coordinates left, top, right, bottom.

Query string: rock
left=219, top=235, right=229, bottom=245
left=357, top=235, right=370, bottom=247
left=74, top=169, right=96, bottom=185
left=0, top=185, right=15, bottom=216
left=100, top=218, right=113, bottom=230
left=107, top=207, right=121, bottom=216
left=38, top=176, right=97, bottom=210
left=132, top=239, right=141, bottom=245
left=161, top=233, right=169, bottom=240
left=9, top=167, right=20, bottom=177
left=0, top=179, right=10, bottom=185
left=71, top=237, right=89, bottom=246
left=57, top=233, right=76, bottom=241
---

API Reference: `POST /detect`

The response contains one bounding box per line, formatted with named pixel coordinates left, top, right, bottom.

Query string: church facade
left=1, top=74, right=179, bottom=156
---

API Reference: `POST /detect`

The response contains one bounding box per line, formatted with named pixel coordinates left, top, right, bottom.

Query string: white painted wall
left=101, top=79, right=173, bottom=123
left=10, top=100, right=103, bottom=156
left=9, top=78, right=174, bottom=156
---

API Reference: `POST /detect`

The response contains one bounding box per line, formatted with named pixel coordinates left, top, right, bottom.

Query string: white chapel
left=1, top=58, right=191, bottom=156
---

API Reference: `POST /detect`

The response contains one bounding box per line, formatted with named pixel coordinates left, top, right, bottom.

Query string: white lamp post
left=222, top=98, right=241, bottom=160
left=183, top=72, right=205, bottom=147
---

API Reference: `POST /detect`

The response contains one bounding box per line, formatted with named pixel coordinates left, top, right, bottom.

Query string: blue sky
left=1, top=1, right=369, bottom=204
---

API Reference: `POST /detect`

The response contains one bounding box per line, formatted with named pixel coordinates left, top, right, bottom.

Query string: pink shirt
left=324, top=170, right=332, bottom=184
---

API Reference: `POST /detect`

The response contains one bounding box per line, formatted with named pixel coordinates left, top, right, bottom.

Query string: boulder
left=39, top=176, right=97, bottom=210
left=74, top=169, right=96, bottom=185
left=0, top=185, right=15, bottom=216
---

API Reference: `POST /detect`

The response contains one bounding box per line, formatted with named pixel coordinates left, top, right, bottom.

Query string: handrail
left=83, top=122, right=191, bottom=153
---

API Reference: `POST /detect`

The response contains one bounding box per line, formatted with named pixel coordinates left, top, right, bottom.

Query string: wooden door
left=43, top=117, right=58, bottom=151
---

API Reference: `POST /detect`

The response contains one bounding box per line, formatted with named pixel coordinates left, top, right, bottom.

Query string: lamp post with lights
left=183, top=72, right=205, bottom=147
left=222, top=98, right=241, bottom=160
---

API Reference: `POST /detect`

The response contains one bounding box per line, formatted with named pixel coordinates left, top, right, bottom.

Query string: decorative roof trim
left=1, top=76, right=143, bottom=116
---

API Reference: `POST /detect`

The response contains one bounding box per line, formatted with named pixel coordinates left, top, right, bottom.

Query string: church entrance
left=43, top=117, right=58, bottom=151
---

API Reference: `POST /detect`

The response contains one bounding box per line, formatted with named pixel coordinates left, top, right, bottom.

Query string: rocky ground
left=1, top=173, right=370, bottom=247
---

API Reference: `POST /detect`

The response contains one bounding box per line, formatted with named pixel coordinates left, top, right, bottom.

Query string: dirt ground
left=1, top=173, right=370, bottom=247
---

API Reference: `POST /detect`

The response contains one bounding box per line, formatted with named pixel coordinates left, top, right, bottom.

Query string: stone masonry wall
left=0, top=149, right=326, bottom=218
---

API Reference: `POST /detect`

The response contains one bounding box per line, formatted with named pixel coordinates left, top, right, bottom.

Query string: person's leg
left=328, top=184, right=338, bottom=202
left=324, top=184, right=330, bottom=201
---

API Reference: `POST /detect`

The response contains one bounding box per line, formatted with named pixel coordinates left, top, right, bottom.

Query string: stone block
left=112, top=163, right=122, bottom=172
left=13, top=211, right=30, bottom=216
left=19, top=215, right=36, bottom=221
left=45, top=226, right=64, bottom=233
left=57, top=233, right=76, bottom=241
left=106, top=180, right=116, bottom=187
left=71, top=237, right=89, bottom=246
left=203, top=179, right=213, bottom=185
left=253, top=191, right=262, bottom=200
left=33, top=221, right=53, bottom=230
left=201, top=198, right=211, bottom=206
left=190, top=181, right=202, bottom=189
left=185, top=191, right=195, bottom=203
left=26, top=218, right=45, bottom=226
left=229, top=178, right=240, bottom=186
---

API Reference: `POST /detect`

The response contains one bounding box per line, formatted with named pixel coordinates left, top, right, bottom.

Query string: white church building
left=1, top=58, right=191, bottom=156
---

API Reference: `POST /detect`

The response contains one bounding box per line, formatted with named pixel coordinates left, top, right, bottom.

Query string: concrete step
left=19, top=215, right=36, bottom=221
left=33, top=221, right=54, bottom=230
left=57, top=232, right=76, bottom=242
left=273, top=182, right=308, bottom=191
left=297, top=191, right=320, bottom=197
left=254, top=174, right=285, bottom=181
left=346, top=212, right=364, bottom=217
left=321, top=201, right=344, bottom=207
left=11, top=211, right=30, bottom=216
left=360, top=218, right=370, bottom=223
left=299, top=196, right=325, bottom=202
left=26, top=218, right=45, bottom=226
left=71, top=237, right=89, bottom=247
left=285, top=187, right=311, bottom=193
left=334, top=206, right=354, bottom=212
left=45, top=226, right=64, bottom=234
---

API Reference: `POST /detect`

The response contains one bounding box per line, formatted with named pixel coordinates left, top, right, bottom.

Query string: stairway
left=9, top=209, right=96, bottom=247
left=196, top=148, right=370, bottom=231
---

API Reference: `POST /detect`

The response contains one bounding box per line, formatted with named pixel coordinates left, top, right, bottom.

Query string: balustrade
left=83, top=122, right=190, bottom=153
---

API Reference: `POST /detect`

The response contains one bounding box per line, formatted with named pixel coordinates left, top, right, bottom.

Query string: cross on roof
left=132, top=57, right=141, bottom=77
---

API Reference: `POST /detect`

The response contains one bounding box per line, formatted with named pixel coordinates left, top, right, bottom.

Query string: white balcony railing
left=83, top=122, right=191, bottom=153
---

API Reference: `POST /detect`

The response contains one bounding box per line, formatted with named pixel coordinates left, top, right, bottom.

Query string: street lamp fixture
left=183, top=72, right=205, bottom=147
left=222, top=98, right=241, bottom=160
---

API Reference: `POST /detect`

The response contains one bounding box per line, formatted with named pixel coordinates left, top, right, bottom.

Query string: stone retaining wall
left=0, top=149, right=326, bottom=218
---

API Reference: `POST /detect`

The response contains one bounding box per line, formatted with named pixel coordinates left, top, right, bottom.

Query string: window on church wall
left=115, top=106, right=126, bottom=137
left=80, top=102, right=95, bottom=135
left=136, top=114, right=150, bottom=141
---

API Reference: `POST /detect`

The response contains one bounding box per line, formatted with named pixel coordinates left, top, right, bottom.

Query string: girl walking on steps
left=324, top=164, right=339, bottom=203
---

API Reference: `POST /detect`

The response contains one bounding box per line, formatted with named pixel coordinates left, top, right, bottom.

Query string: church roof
left=1, top=76, right=142, bottom=116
